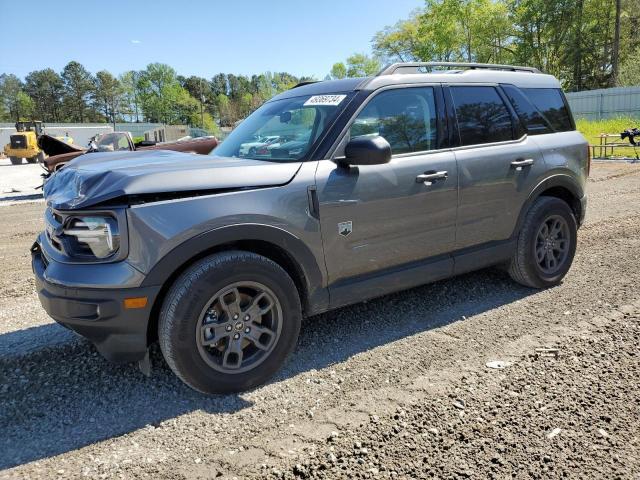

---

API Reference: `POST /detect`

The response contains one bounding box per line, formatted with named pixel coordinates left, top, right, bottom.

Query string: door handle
left=416, top=171, right=448, bottom=185
left=511, top=158, right=534, bottom=170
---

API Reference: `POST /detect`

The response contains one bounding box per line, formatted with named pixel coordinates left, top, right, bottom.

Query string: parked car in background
left=239, top=135, right=280, bottom=157
left=268, top=132, right=312, bottom=158
left=33, top=62, right=589, bottom=395
left=40, top=131, right=218, bottom=172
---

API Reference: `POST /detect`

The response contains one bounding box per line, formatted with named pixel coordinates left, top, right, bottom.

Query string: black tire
left=9, top=156, right=22, bottom=165
left=159, top=250, right=302, bottom=395
left=26, top=156, right=37, bottom=164
left=508, top=196, right=577, bottom=288
left=248, top=147, right=257, bottom=156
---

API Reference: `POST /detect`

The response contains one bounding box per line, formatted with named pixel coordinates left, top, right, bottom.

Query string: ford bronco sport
left=33, top=62, right=589, bottom=394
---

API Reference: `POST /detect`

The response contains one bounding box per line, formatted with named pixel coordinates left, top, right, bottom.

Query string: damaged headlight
left=62, top=216, right=120, bottom=259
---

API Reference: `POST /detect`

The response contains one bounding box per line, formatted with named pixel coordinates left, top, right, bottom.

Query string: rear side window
left=523, top=88, right=574, bottom=132
left=450, top=86, right=513, bottom=146
left=502, top=85, right=553, bottom=135
left=350, top=87, right=438, bottom=154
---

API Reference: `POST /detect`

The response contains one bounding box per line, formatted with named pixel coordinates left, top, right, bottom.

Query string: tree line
left=0, top=62, right=312, bottom=133
left=333, top=0, right=637, bottom=91
left=1, top=0, right=637, bottom=131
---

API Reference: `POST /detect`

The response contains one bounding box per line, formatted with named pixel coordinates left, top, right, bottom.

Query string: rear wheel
left=508, top=196, right=577, bottom=288
left=9, top=156, right=22, bottom=165
left=159, top=251, right=301, bottom=394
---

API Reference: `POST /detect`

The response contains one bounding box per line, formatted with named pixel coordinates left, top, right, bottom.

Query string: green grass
left=576, top=117, right=640, bottom=158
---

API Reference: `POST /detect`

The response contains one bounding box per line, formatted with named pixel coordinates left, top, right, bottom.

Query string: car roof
left=271, top=69, right=561, bottom=102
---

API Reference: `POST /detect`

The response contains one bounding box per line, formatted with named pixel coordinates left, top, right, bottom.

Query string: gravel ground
left=0, top=162, right=639, bottom=479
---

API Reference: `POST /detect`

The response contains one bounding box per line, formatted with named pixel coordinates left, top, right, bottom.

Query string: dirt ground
left=0, top=158, right=45, bottom=204
left=0, top=162, right=639, bottom=479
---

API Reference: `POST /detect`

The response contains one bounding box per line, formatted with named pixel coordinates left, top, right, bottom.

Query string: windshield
left=212, top=93, right=351, bottom=161
left=93, top=132, right=132, bottom=152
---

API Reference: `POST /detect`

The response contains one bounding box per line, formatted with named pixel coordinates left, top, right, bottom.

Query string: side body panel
left=534, top=131, right=589, bottom=188
left=126, top=161, right=330, bottom=312
left=315, top=154, right=458, bottom=285
left=453, top=136, right=547, bottom=248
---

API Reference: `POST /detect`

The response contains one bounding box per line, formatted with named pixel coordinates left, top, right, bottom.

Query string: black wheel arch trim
left=140, top=223, right=329, bottom=315
left=514, top=173, right=585, bottom=235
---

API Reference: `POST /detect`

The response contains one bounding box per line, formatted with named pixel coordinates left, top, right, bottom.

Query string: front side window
left=523, top=88, right=574, bottom=132
left=450, top=86, right=514, bottom=146
left=350, top=87, right=438, bottom=155
left=212, top=93, right=350, bottom=162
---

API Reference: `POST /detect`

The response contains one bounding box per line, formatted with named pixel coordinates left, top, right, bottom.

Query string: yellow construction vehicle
left=3, top=121, right=45, bottom=165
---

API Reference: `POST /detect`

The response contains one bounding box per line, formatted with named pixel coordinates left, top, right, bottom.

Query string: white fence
left=566, top=86, right=640, bottom=121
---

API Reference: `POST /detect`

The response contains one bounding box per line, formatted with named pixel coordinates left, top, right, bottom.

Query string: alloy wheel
left=535, top=214, right=570, bottom=275
left=196, top=281, right=282, bottom=374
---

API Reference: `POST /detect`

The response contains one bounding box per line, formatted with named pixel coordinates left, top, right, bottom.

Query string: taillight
left=586, top=144, right=592, bottom=177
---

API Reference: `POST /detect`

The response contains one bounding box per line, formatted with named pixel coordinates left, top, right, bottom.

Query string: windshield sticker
left=303, top=95, right=347, bottom=106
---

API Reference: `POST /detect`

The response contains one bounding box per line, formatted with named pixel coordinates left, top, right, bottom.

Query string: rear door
left=316, top=85, right=458, bottom=298
left=447, top=84, right=546, bottom=249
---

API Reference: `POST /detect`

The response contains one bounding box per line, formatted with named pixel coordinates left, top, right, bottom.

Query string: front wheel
left=159, top=251, right=301, bottom=395
left=9, top=156, right=22, bottom=165
left=508, top=196, right=577, bottom=288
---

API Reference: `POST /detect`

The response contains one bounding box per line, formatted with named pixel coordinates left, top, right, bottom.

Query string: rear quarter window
left=522, top=88, right=574, bottom=132
left=501, top=85, right=553, bottom=135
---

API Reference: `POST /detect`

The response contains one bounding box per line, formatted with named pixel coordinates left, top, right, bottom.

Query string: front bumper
left=31, top=239, right=161, bottom=363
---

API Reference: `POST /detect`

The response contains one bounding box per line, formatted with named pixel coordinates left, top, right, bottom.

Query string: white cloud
left=131, top=39, right=142, bottom=44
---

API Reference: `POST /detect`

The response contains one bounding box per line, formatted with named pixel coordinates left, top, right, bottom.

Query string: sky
left=0, top=0, right=422, bottom=80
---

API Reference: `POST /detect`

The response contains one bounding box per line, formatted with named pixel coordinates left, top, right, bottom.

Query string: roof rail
left=290, top=80, right=319, bottom=89
left=377, top=62, right=541, bottom=75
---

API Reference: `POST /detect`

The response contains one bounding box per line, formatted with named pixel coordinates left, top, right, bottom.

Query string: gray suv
left=33, top=62, right=589, bottom=394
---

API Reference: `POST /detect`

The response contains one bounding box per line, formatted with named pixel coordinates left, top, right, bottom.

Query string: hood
left=44, top=150, right=302, bottom=210
left=39, top=134, right=86, bottom=156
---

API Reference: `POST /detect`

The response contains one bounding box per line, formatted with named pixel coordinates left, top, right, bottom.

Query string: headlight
left=62, top=216, right=120, bottom=259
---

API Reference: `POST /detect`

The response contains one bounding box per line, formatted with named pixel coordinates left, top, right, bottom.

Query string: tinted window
left=451, top=86, right=513, bottom=146
left=502, top=85, right=553, bottom=135
left=350, top=87, right=438, bottom=154
left=523, top=88, right=574, bottom=132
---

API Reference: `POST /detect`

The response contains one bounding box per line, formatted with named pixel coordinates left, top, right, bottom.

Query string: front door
left=315, top=86, right=458, bottom=298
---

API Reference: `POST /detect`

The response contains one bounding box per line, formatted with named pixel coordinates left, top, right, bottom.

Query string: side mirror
left=342, top=136, right=391, bottom=166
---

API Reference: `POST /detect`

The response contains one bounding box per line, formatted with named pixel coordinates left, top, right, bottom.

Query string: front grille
left=45, top=208, right=64, bottom=254
left=10, top=135, right=27, bottom=150
left=41, top=250, right=49, bottom=268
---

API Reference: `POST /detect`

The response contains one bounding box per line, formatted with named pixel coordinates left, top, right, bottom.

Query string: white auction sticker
left=303, top=95, right=347, bottom=106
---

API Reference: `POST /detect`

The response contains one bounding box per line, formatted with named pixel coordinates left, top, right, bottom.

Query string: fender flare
left=140, top=223, right=329, bottom=314
left=514, top=173, right=585, bottom=235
